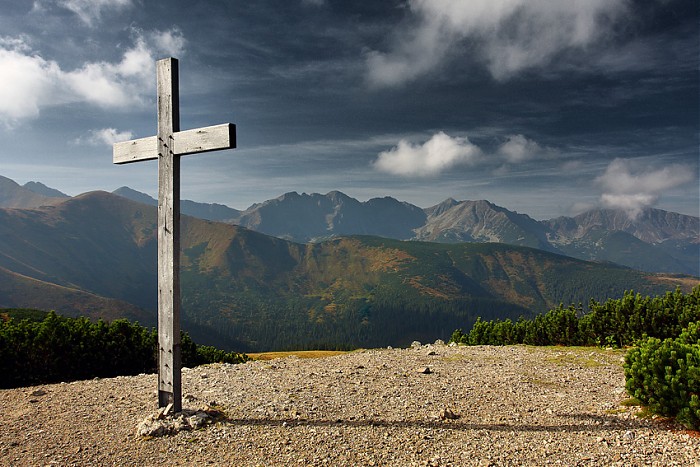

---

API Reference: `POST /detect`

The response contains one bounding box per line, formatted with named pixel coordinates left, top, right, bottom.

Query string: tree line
left=0, top=310, right=248, bottom=389
left=449, top=287, right=699, bottom=348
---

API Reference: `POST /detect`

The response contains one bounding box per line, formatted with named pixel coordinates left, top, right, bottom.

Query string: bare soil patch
left=1, top=344, right=698, bottom=466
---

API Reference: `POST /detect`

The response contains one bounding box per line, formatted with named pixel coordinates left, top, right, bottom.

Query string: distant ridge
left=111, top=184, right=698, bottom=275
left=3, top=176, right=698, bottom=275
left=230, top=190, right=699, bottom=276
left=235, top=191, right=426, bottom=242
left=113, top=186, right=156, bottom=206
left=113, top=186, right=241, bottom=222
left=546, top=208, right=700, bottom=244
left=23, top=181, right=69, bottom=198
left=0, top=175, right=66, bottom=209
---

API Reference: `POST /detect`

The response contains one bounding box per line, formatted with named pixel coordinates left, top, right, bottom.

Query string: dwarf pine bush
left=624, top=321, right=700, bottom=430
left=0, top=310, right=248, bottom=388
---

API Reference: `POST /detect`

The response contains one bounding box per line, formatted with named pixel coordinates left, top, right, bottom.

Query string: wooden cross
left=113, top=58, right=235, bottom=412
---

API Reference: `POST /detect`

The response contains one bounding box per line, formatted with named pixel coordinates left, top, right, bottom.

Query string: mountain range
left=0, top=175, right=696, bottom=351
left=112, top=187, right=241, bottom=222
left=0, top=175, right=67, bottom=209
left=111, top=185, right=699, bottom=276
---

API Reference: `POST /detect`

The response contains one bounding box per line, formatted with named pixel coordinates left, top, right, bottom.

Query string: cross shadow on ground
left=209, top=411, right=652, bottom=434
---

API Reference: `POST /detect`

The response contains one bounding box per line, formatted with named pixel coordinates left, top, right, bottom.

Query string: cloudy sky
left=0, top=0, right=697, bottom=219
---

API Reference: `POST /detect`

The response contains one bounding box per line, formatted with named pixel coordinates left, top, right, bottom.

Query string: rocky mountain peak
left=425, top=197, right=460, bottom=218
left=548, top=208, right=699, bottom=244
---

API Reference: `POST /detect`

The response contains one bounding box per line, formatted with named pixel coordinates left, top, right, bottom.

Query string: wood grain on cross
left=113, top=58, right=235, bottom=412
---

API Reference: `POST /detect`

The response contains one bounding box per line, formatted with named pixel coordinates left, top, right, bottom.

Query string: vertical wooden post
left=157, top=58, right=182, bottom=412
left=113, top=58, right=235, bottom=412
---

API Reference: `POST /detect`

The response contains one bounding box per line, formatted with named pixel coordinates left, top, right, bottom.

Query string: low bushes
left=449, top=287, right=699, bottom=348
left=0, top=310, right=248, bottom=389
left=624, top=322, right=700, bottom=430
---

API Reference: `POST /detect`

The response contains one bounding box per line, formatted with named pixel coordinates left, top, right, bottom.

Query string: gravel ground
left=1, top=344, right=698, bottom=466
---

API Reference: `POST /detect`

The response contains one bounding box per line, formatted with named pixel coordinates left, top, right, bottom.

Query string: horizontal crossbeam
left=113, top=123, right=236, bottom=164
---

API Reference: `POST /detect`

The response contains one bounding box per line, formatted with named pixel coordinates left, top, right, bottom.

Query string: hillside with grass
left=1, top=191, right=693, bottom=351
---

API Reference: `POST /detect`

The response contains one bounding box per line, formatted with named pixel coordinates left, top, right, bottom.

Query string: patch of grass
left=620, top=397, right=642, bottom=407
left=605, top=397, right=651, bottom=418
left=441, top=353, right=471, bottom=363
left=634, top=406, right=658, bottom=419
left=522, top=345, right=624, bottom=368
left=544, top=353, right=605, bottom=368
left=247, top=350, right=350, bottom=361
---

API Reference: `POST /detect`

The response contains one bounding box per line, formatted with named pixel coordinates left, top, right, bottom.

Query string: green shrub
left=449, top=328, right=468, bottom=345
left=678, top=321, right=700, bottom=345
left=624, top=321, right=700, bottom=430
left=449, top=286, right=699, bottom=348
left=181, top=332, right=249, bottom=367
left=0, top=310, right=248, bottom=389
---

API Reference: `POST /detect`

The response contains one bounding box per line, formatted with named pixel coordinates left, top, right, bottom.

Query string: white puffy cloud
left=63, top=30, right=186, bottom=108
left=0, top=45, right=62, bottom=121
left=367, top=0, right=628, bottom=87
left=497, top=134, right=556, bottom=164
left=596, top=158, right=695, bottom=218
left=373, top=132, right=482, bottom=177
left=0, top=29, right=186, bottom=124
left=77, top=127, right=134, bottom=146
left=150, top=29, right=187, bottom=58
left=64, top=62, right=138, bottom=108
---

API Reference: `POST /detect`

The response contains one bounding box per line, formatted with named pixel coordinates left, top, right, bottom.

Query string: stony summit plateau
left=1, top=344, right=698, bottom=465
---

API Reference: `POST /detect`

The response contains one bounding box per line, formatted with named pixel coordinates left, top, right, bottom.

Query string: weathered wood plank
left=112, top=136, right=157, bottom=164
left=156, top=57, right=182, bottom=413
left=113, top=124, right=236, bottom=164
left=174, top=123, right=236, bottom=156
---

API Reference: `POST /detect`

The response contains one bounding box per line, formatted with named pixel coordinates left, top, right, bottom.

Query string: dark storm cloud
left=0, top=0, right=696, bottom=218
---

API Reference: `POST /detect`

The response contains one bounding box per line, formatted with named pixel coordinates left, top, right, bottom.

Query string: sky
left=0, top=0, right=697, bottom=220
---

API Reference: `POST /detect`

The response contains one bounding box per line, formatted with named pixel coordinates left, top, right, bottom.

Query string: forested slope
left=0, top=191, right=694, bottom=351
